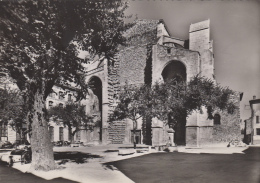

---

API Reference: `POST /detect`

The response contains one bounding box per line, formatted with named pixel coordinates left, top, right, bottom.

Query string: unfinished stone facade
left=75, top=19, right=242, bottom=147
left=18, top=19, right=240, bottom=147
left=2, top=19, right=242, bottom=148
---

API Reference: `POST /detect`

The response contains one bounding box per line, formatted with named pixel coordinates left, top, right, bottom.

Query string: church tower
left=189, top=20, right=215, bottom=80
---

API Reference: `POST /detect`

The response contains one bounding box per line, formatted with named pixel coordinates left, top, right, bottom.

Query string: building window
left=256, top=116, right=259, bottom=124
left=59, top=91, right=63, bottom=100
left=49, top=101, right=53, bottom=107
left=167, top=48, right=171, bottom=54
left=49, top=126, right=54, bottom=142
left=59, top=103, right=63, bottom=108
left=256, top=128, right=260, bottom=135
left=0, top=123, right=7, bottom=137
left=59, top=127, right=64, bottom=141
left=68, top=130, right=72, bottom=141
left=49, top=92, right=55, bottom=98
left=68, top=94, right=72, bottom=102
left=214, top=114, right=221, bottom=125
left=76, top=130, right=81, bottom=141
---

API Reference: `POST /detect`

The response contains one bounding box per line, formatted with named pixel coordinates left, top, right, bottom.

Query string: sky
left=126, top=0, right=260, bottom=121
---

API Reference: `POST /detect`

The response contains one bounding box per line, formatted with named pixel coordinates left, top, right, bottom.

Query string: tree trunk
left=72, top=129, right=78, bottom=144
left=133, top=121, right=137, bottom=149
left=28, top=91, right=55, bottom=171
left=69, top=126, right=75, bottom=144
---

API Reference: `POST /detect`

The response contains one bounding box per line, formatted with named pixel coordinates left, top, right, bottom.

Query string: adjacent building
left=244, top=96, right=260, bottom=145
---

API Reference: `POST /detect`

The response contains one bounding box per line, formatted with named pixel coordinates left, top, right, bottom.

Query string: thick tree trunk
left=28, top=91, right=55, bottom=171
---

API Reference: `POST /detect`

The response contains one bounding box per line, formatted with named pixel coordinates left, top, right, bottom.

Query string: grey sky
left=126, top=0, right=260, bottom=120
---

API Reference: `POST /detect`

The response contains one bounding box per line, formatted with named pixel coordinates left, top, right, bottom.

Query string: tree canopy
left=0, top=0, right=130, bottom=171
left=111, top=84, right=149, bottom=148
left=0, top=87, right=27, bottom=136
left=47, top=102, right=94, bottom=143
left=0, top=0, right=129, bottom=99
left=111, top=76, right=237, bottom=129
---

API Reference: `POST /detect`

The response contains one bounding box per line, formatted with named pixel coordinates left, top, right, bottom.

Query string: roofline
left=159, top=19, right=171, bottom=37
left=240, top=92, right=244, bottom=101
left=162, top=35, right=185, bottom=41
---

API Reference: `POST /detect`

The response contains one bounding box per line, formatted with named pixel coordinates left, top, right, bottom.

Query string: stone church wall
left=212, top=93, right=242, bottom=145
left=117, top=45, right=148, bottom=85
left=123, top=19, right=159, bottom=47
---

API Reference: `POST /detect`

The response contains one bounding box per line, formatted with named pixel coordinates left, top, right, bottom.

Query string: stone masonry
left=47, top=19, right=242, bottom=147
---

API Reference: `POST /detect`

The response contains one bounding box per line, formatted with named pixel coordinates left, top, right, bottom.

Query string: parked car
left=13, top=139, right=30, bottom=149
left=63, top=141, right=71, bottom=146
left=54, top=141, right=63, bottom=147
left=0, top=141, right=13, bottom=149
left=10, top=146, right=32, bottom=164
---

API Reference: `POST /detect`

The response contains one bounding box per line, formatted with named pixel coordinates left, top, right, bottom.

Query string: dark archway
left=162, top=60, right=186, bottom=83
left=162, top=61, right=187, bottom=145
left=214, top=114, right=221, bottom=125
left=88, top=76, right=103, bottom=142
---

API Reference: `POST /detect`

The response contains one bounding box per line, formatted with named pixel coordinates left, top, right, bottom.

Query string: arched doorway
left=162, top=60, right=186, bottom=83
left=88, top=76, right=103, bottom=142
left=162, top=61, right=187, bottom=145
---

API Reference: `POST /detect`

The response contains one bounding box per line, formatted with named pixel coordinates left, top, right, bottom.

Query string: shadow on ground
left=54, top=151, right=102, bottom=164
left=0, top=161, right=78, bottom=183
left=104, top=147, right=260, bottom=183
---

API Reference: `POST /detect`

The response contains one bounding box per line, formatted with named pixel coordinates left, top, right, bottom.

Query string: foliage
left=112, top=84, right=148, bottom=122
left=0, top=0, right=129, bottom=100
left=0, top=88, right=27, bottom=137
left=186, top=76, right=237, bottom=119
left=111, top=75, right=237, bottom=130
left=47, top=102, right=94, bottom=142
left=0, top=0, right=129, bottom=170
left=111, top=84, right=150, bottom=148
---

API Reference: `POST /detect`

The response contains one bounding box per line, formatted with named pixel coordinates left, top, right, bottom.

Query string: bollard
left=8, top=156, right=14, bottom=167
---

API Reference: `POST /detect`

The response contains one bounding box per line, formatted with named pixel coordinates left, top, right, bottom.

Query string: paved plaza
left=106, top=146, right=260, bottom=183
left=0, top=145, right=259, bottom=183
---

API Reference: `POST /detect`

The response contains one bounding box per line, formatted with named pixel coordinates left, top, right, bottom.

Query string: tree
left=151, top=75, right=237, bottom=128
left=0, top=0, right=128, bottom=171
left=47, top=102, right=94, bottom=144
left=111, top=76, right=237, bottom=146
left=0, top=87, right=28, bottom=140
left=111, top=84, right=149, bottom=149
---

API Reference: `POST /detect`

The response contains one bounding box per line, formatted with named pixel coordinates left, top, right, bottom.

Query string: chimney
left=253, top=96, right=256, bottom=100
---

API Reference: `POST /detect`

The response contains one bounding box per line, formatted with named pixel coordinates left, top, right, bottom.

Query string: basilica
left=3, top=19, right=243, bottom=147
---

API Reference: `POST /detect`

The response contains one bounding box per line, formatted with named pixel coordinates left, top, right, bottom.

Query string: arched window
left=0, top=123, right=7, bottom=137
left=76, top=131, right=81, bottom=141
left=68, top=130, right=72, bottom=141
left=59, top=91, right=63, bottom=100
left=49, top=126, right=54, bottom=142
left=49, top=92, right=55, bottom=98
left=214, top=114, right=221, bottom=125
left=59, top=127, right=64, bottom=141
left=68, top=94, right=72, bottom=101
left=49, top=101, right=53, bottom=107
left=59, top=103, right=63, bottom=108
